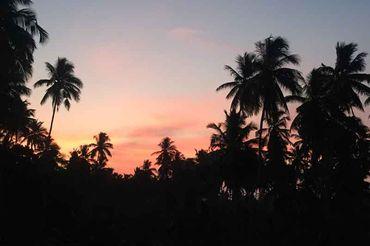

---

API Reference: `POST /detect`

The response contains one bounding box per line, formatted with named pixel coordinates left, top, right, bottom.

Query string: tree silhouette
left=77, top=144, right=91, bottom=160
left=216, top=52, right=258, bottom=112
left=134, top=159, right=157, bottom=181
left=207, top=110, right=257, bottom=151
left=260, top=110, right=294, bottom=194
left=0, top=0, right=48, bottom=96
left=152, top=137, right=179, bottom=180
left=320, top=42, right=370, bottom=114
left=218, top=36, right=303, bottom=159
left=0, top=99, right=34, bottom=144
left=207, top=110, right=259, bottom=199
left=21, top=118, right=48, bottom=151
left=34, top=58, right=83, bottom=138
left=89, top=132, right=113, bottom=168
left=1, top=18, right=370, bottom=244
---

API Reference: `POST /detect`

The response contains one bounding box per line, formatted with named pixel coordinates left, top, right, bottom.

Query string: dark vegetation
left=1, top=1, right=370, bottom=245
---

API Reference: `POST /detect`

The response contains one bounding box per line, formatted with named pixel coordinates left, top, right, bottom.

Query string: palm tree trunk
left=48, top=103, right=57, bottom=139
left=257, top=107, right=265, bottom=198
left=258, top=108, right=265, bottom=159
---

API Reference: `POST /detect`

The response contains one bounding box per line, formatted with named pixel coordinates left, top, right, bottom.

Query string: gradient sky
left=28, top=0, right=370, bottom=173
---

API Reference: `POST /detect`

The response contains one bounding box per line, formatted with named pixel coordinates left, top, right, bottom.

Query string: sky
left=28, top=0, right=370, bottom=173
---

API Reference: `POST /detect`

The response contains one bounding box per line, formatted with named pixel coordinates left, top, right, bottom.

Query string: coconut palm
left=0, top=99, right=34, bottom=144
left=289, top=69, right=333, bottom=162
left=260, top=111, right=292, bottom=164
left=21, top=118, right=48, bottom=151
left=218, top=36, right=304, bottom=160
left=259, top=111, right=296, bottom=194
left=207, top=110, right=259, bottom=199
left=207, top=110, right=257, bottom=151
left=216, top=52, right=258, bottom=113
left=134, top=160, right=157, bottom=180
left=77, top=144, right=91, bottom=160
left=34, top=57, right=83, bottom=138
left=0, top=0, right=48, bottom=94
left=152, top=137, right=179, bottom=180
left=319, top=42, right=370, bottom=113
left=142, top=160, right=157, bottom=177
left=89, top=132, right=113, bottom=168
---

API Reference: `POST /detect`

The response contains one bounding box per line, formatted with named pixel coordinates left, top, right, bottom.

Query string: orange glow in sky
left=28, top=1, right=370, bottom=174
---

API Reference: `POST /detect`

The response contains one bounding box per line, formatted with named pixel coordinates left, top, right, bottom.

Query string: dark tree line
left=0, top=1, right=370, bottom=245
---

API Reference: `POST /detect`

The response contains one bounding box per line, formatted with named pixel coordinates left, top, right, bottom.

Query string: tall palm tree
left=34, top=58, right=83, bottom=138
left=152, top=137, right=179, bottom=180
left=289, top=69, right=332, bottom=163
left=217, top=36, right=304, bottom=159
left=320, top=42, right=370, bottom=113
left=89, top=132, right=113, bottom=168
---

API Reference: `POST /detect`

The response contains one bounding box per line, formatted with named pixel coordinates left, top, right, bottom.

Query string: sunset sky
left=28, top=0, right=370, bottom=173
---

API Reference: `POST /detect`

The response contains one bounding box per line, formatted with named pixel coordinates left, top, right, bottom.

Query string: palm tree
left=216, top=52, right=258, bottom=113
left=142, top=160, right=157, bottom=177
left=77, top=144, right=91, bottom=160
left=217, top=36, right=304, bottom=159
left=152, top=137, right=179, bottom=180
left=260, top=111, right=295, bottom=194
left=320, top=42, right=370, bottom=114
left=207, top=110, right=257, bottom=151
left=0, top=0, right=48, bottom=95
left=134, top=160, right=157, bottom=180
left=207, top=110, right=259, bottom=199
left=261, top=111, right=292, bottom=165
left=89, top=132, right=113, bottom=168
left=22, top=118, right=48, bottom=151
left=34, top=58, right=83, bottom=138
left=0, top=99, right=34, bottom=144
left=289, top=69, right=332, bottom=163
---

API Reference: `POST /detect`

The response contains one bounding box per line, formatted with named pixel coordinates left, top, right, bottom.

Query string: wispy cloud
left=167, top=26, right=238, bottom=52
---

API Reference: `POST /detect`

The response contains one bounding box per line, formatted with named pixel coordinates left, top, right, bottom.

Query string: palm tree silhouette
left=152, top=137, right=179, bottom=180
left=34, top=58, right=83, bottom=138
left=77, top=144, right=91, bottom=160
left=218, top=36, right=303, bottom=160
left=22, top=118, right=48, bottom=151
left=216, top=52, right=258, bottom=112
left=1, top=99, right=35, bottom=144
left=207, top=110, right=259, bottom=199
left=142, top=159, right=157, bottom=177
left=207, top=110, right=257, bottom=151
left=134, top=160, right=157, bottom=180
left=0, top=0, right=48, bottom=95
left=89, top=132, right=113, bottom=168
left=320, top=42, right=370, bottom=114
left=289, top=69, right=332, bottom=163
left=260, top=110, right=292, bottom=164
